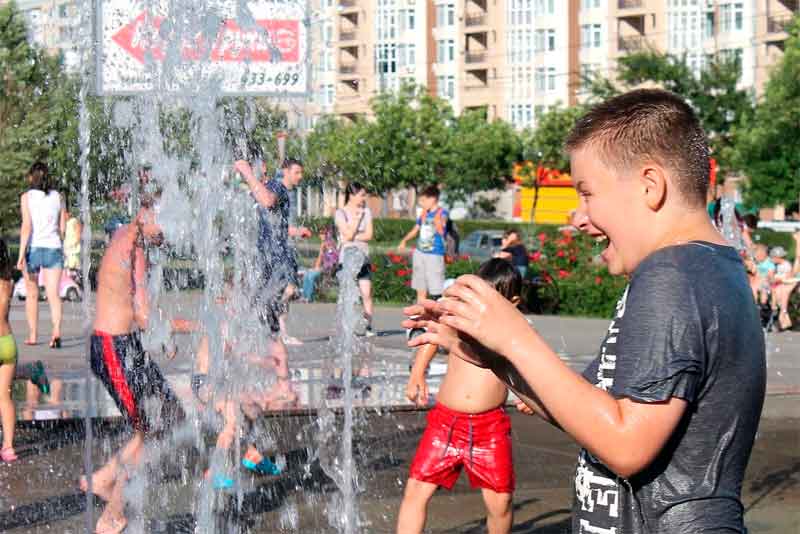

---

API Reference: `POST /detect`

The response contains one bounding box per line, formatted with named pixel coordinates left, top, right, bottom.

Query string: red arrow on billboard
left=111, top=12, right=300, bottom=64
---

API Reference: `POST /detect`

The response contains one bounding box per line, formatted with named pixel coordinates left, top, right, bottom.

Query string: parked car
left=13, top=269, right=83, bottom=302
left=460, top=230, right=505, bottom=262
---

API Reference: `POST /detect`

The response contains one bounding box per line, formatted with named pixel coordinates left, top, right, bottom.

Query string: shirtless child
left=81, top=206, right=191, bottom=534
left=397, top=259, right=521, bottom=534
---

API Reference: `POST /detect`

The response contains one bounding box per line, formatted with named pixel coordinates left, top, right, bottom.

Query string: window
left=398, top=43, right=416, bottom=67
left=534, top=0, right=554, bottom=16
left=376, top=44, right=397, bottom=74
left=320, top=84, right=335, bottom=107
left=547, top=67, right=556, bottom=91
left=436, top=3, right=455, bottom=27
left=547, top=29, right=556, bottom=51
left=580, top=63, right=593, bottom=89
left=323, top=23, right=333, bottom=43
left=535, top=67, right=546, bottom=91
left=436, top=39, right=455, bottom=63
left=581, top=0, right=601, bottom=9
left=720, top=3, right=742, bottom=32
left=592, top=24, right=601, bottom=48
left=436, top=75, right=455, bottom=99
left=399, top=9, right=416, bottom=31
left=734, top=3, right=743, bottom=31
left=581, top=24, right=601, bottom=48
left=58, top=4, right=68, bottom=18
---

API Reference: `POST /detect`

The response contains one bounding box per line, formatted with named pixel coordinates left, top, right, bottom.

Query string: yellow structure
left=518, top=186, right=578, bottom=225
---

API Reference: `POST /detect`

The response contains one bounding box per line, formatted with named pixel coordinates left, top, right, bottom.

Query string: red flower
left=396, top=269, right=411, bottom=277
left=595, top=276, right=603, bottom=285
left=556, top=250, right=566, bottom=258
left=529, top=251, right=542, bottom=263
left=558, top=269, right=570, bottom=279
left=569, top=255, right=577, bottom=263
left=404, top=280, right=411, bottom=286
left=459, top=254, right=470, bottom=261
left=543, top=273, right=553, bottom=284
left=371, top=264, right=377, bottom=272
left=537, top=232, right=547, bottom=243
left=388, top=253, right=403, bottom=264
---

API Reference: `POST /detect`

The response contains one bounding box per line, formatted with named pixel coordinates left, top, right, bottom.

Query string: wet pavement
left=1, top=295, right=798, bottom=532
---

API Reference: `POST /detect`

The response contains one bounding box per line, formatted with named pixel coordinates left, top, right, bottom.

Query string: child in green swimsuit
left=0, top=238, right=18, bottom=461
left=0, top=239, right=49, bottom=463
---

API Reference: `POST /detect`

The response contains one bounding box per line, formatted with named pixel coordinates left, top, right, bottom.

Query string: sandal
left=242, top=450, right=282, bottom=476
left=49, top=337, right=61, bottom=349
left=23, top=340, right=37, bottom=346
left=1, top=448, right=18, bottom=462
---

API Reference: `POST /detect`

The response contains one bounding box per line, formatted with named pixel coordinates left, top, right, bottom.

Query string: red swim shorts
left=409, top=403, right=514, bottom=494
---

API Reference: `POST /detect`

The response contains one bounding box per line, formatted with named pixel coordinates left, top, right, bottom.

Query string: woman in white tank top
left=16, top=162, right=66, bottom=349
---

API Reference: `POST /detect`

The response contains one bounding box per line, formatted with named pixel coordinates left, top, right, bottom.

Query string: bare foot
left=94, top=510, right=127, bottom=534
left=79, top=461, right=118, bottom=502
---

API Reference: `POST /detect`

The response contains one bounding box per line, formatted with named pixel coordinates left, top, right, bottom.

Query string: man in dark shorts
left=234, top=158, right=310, bottom=405
left=82, top=205, right=193, bottom=533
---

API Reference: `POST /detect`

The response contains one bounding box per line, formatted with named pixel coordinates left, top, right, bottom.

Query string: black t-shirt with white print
left=574, top=242, right=765, bottom=534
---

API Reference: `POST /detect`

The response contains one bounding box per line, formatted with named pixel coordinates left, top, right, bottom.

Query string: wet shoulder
left=631, top=241, right=741, bottom=285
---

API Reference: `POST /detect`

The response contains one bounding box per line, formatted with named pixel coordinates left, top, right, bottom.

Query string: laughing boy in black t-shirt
left=404, top=89, right=766, bottom=533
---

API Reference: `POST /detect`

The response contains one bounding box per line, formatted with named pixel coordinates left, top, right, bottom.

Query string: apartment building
left=611, top=0, right=797, bottom=94
left=7, top=0, right=79, bottom=69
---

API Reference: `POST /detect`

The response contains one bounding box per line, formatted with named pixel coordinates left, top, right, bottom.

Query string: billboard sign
left=95, top=0, right=309, bottom=96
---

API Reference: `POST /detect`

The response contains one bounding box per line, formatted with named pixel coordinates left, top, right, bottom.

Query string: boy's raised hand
left=437, top=275, right=533, bottom=356
left=405, top=374, right=429, bottom=407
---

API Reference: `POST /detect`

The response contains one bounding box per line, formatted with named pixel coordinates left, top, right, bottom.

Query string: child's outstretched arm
left=405, top=343, right=437, bottom=407
left=407, top=276, right=688, bottom=480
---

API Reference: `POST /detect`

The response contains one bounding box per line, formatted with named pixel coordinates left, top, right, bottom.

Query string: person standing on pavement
left=16, top=161, right=66, bottom=349
left=234, top=158, right=310, bottom=402
left=335, top=182, right=375, bottom=336
left=398, top=186, right=448, bottom=303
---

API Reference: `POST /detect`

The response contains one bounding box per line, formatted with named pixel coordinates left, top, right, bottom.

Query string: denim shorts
left=26, top=247, right=64, bottom=273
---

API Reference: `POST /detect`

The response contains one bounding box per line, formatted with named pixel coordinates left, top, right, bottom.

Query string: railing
left=465, top=51, right=487, bottom=64
left=618, top=35, right=645, bottom=52
left=339, top=30, right=357, bottom=41
left=338, top=64, right=357, bottom=74
left=618, top=0, right=643, bottom=8
left=767, top=14, right=793, bottom=34
left=465, top=13, right=487, bottom=27
left=340, top=0, right=357, bottom=7
left=464, top=84, right=489, bottom=91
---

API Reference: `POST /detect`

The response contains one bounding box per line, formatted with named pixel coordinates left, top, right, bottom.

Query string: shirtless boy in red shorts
left=397, top=259, right=521, bottom=534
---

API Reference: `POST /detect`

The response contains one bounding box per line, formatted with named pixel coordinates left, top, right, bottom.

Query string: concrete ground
left=0, top=296, right=797, bottom=532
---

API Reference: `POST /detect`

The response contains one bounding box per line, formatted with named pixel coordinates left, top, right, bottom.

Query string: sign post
left=95, top=0, right=310, bottom=96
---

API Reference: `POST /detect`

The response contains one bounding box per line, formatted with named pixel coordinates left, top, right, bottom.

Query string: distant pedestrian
left=335, top=182, right=375, bottom=335
left=16, top=161, right=66, bottom=349
left=494, top=229, right=529, bottom=278
left=398, top=186, right=448, bottom=302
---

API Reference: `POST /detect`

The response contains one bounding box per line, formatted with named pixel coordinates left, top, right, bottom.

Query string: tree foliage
left=728, top=17, right=800, bottom=207
left=306, top=85, right=521, bottom=199
left=586, top=50, right=754, bottom=176
left=0, top=1, right=64, bottom=230
left=521, top=105, right=587, bottom=174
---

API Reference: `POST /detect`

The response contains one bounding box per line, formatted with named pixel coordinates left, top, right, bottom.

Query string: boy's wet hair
left=477, top=258, right=522, bottom=302
left=0, top=239, right=13, bottom=281
left=565, top=89, right=710, bottom=207
left=281, top=158, right=303, bottom=169
left=419, top=185, right=440, bottom=200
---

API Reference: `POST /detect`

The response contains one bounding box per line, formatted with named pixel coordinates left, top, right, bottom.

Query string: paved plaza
left=0, top=295, right=797, bottom=532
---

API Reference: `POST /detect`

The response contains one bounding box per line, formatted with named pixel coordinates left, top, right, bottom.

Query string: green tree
left=521, top=105, right=587, bottom=173
left=446, top=110, right=522, bottom=199
left=586, top=50, right=754, bottom=174
left=728, top=17, right=800, bottom=207
left=0, top=1, right=64, bottom=230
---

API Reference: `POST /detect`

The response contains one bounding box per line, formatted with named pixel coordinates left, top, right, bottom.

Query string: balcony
left=465, top=14, right=487, bottom=27
left=618, top=35, right=646, bottom=52
left=618, top=0, right=643, bottom=8
left=339, top=30, right=357, bottom=42
left=767, top=14, right=794, bottom=34
left=340, top=0, right=357, bottom=7
left=465, top=51, right=487, bottom=64
left=338, top=63, right=357, bottom=74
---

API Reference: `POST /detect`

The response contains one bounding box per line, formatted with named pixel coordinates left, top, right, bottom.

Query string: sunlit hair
left=344, top=182, right=366, bottom=204
left=28, top=161, right=54, bottom=192
left=477, top=258, right=522, bottom=303
left=565, top=89, right=710, bottom=207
